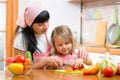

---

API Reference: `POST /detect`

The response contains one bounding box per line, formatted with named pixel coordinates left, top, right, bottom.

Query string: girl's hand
left=78, top=47, right=92, bottom=65
left=72, top=58, right=83, bottom=69
left=78, top=47, right=89, bottom=60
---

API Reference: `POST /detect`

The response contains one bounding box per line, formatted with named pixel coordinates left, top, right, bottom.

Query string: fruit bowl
left=6, top=63, right=32, bottom=76
left=5, top=53, right=33, bottom=76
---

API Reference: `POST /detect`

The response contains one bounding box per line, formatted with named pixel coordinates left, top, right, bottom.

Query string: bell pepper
left=83, top=64, right=99, bottom=75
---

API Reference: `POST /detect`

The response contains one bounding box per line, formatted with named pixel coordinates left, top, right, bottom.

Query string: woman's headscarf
left=16, top=0, right=46, bottom=28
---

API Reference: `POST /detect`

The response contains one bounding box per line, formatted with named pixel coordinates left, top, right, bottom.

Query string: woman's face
left=32, top=20, right=49, bottom=34
left=54, top=36, right=72, bottom=55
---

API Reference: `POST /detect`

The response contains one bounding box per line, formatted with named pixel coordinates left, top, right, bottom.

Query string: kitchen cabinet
left=82, top=0, right=120, bottom=8
left=69, top=0, right=120, bottom=54
left=80, top=0, right=120, bottom=54
left=81, top=0, right=119, bottom=3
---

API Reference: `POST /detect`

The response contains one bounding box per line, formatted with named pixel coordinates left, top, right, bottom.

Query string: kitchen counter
left=81, top=43, right=120, bottom=55
left=1, top=69, right=120, bottom=80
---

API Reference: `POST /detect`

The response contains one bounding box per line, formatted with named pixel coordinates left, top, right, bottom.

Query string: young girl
left=13, top=0, right=64, bottom=69
left=51, top=25, right=92, bottom=68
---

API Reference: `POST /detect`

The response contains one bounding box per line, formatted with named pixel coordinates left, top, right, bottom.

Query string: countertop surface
left=1, top=69, right=120, bottom=80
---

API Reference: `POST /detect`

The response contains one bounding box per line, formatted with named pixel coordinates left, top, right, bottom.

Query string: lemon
left=8, top=63, right=24, bottom=75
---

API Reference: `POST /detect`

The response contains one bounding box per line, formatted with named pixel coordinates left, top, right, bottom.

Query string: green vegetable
left=25, top=51, right=33, bottom=64
left=98, top=58, right=117, bottom=75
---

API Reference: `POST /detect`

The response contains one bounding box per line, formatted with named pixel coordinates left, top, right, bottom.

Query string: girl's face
left=54, top=36, right=72, bottom=55
left=32, top=20, right=49, bottom=34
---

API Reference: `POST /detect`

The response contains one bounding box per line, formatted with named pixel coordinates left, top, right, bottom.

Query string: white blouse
left=13, top=33, right=48, bottom=53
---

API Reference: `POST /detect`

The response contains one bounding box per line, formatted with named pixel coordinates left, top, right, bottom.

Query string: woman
left=13, top=0, right=64, bottom=69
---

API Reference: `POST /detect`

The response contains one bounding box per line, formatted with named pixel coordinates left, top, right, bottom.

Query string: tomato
left=103, top=66, right=114, bottom=77
left=14, top=55, right=25, bottom=63
left=79, top=64, right=85, bottom=69
left=65, top=67, right=73, bottom=72
left=116, top=63, right=120, bottom=75
left=6, top=57, right=15, bottom=65
left=98, top=59, right=117, bottom=75
left=71, top=64, right=84, bottom=70
left=71, top=66, right=77, bottom=70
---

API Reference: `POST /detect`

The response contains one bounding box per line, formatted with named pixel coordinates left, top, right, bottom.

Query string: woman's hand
left=45, top=56, right=64, bottom=69
left=32, top=56, right=64, bottom=69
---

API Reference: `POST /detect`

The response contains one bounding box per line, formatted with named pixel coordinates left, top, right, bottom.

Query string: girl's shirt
left=56, top=53, right=77, bottom=65
left=55, top=49, right=80, bottom=65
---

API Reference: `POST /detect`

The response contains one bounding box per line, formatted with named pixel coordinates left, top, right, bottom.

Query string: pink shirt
left=56, top=53, right=78, bottom=65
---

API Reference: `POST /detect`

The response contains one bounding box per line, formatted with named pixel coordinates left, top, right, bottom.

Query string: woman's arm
left=32, top=56, right=64, bottom=69
left=14, top=48, right=25, bottom=56
left=32, top=57, right=48, bottom=69
left=14, top=48, right=64, bottom=69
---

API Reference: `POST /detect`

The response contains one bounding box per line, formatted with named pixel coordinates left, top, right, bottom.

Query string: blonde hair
left=51, top=25, right=79, bottom=53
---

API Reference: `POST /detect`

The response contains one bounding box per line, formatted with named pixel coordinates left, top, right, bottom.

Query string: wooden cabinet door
left=6, top=0, right=18, bottom=58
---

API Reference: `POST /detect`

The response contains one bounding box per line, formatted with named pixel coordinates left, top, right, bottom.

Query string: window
left=0, top=0, right=6, bottom=70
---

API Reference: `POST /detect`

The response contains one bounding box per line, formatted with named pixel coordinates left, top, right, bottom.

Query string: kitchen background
left=0, top=0, right=120, bottom=71
left=81, top=0, right=120, bottom=65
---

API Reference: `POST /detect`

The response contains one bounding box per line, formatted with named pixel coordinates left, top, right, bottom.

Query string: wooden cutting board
left=95, top=21, right=107, bottom=46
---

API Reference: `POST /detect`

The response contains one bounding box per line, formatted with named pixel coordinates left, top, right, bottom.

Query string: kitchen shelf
left=68, top=0, right=80, bottom=2
left=82, top=43, right=120, bottom=55
left=87, top=46, right=120, bottom=55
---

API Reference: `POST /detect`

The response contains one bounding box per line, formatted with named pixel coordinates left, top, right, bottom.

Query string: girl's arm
left=83, top=57, right=92, bottom=65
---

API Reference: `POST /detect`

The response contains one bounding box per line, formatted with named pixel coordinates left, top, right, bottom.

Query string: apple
left=6, top=57, right=15, bottom=65
left=116, top=63, right=120, bottom=75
